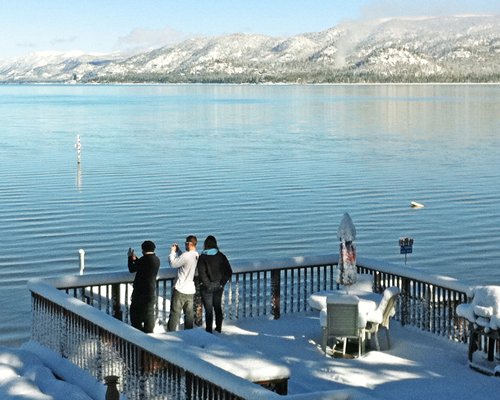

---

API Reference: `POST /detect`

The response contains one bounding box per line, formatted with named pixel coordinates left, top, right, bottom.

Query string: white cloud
left=50, top=36, right=78, bottom=46
left=360, top=0, right=500, bottom=20
left=16, top=42, right=37, bottom=50
left=115, top=26, right=189, bottom=54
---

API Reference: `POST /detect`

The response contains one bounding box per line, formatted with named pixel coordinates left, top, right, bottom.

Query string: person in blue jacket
left=196, top=235, right=233, bottom=333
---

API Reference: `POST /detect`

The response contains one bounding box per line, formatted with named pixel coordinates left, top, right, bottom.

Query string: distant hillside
left=1, top=15, right=499, bottom=83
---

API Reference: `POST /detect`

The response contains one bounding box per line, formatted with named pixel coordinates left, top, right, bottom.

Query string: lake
left=0, top=83, right=499, bottom=346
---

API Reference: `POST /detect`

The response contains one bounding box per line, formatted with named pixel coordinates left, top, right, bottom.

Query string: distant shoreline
left=1, top=81, right=499, bottom=86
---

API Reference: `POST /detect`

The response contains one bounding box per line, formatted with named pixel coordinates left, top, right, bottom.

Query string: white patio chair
left=365, top=286, right=400, bottom=351
left=321, top=294, right=365, bottom=357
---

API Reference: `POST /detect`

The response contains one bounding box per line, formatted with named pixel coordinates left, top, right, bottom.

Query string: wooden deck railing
left=28, top=254, right=478, bottom=399
left=356, top=257, right=471, bottom=342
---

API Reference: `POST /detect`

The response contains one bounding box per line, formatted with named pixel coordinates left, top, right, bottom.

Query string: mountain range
left=1, top=15, right=499, bottom=84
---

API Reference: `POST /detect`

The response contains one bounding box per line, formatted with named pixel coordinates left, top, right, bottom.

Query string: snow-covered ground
left=2, top=275, right=500, bottom=399
left=220, top=313, right=500, bottom=399
left=0, top=345, right=98, bottom=400
left=2, top=312, right=499, bottom=400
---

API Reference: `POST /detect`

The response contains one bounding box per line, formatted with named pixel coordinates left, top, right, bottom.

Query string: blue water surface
left=0, top=83, right=499, bottom=345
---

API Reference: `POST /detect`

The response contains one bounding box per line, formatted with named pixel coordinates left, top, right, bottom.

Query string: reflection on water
left=0, top=83, right=499, bottom=346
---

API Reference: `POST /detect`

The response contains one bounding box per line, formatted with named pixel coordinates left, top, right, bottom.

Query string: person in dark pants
left=128, top=240, right=160, bottom=333
left=196, top=235, right=233, bottom=333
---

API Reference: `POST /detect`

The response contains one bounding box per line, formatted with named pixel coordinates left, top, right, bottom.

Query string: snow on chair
left=456, top=286, right=500, bottom=333
left=321, top=294, right=365, bottom=357
left=456, top=285, right=500, bottom=374
left=365, top=287, right=400, bottom=351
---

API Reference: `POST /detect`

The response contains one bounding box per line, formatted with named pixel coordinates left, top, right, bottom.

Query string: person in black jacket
left=196, top=235, right=233, bottom=333
left=128, top=240, right=160, bottom=333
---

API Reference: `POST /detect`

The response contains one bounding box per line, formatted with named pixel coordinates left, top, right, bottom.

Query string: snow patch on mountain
left=1, top=15, right=498, bottom=83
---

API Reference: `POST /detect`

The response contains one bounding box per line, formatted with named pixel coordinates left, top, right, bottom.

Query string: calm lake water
left=0, top=83, right=499, bottom=346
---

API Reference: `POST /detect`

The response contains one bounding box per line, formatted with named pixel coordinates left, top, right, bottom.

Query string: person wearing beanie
left=196, top=235, right=233, bottom=333
left=127, top=240, right=160, bottom=333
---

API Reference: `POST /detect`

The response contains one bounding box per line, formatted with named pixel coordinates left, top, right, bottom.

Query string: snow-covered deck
left=216, top=312, right=500, bottom=399
left=6, top=312, right=498, bottom=400
left=26, top=255, right=500, bottom=399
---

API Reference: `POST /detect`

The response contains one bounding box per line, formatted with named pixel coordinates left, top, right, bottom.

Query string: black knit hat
left=141, top=240, right=156, bottom=252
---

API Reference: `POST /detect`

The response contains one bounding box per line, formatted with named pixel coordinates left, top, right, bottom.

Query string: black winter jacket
left=128, top=253, right=160, bottom=298
left=197, top=251, right=232, bottom=291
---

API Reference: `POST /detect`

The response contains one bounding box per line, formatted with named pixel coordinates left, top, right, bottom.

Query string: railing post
left=194, top=277, right=203, bottom=326
left=271, top=269, right=281, bottom=320
left=185, top=371, right=193, bottom=400
left=104, top=375, right=120, bottom=400
left=468, top=322, right=478, bottom=362
left=487, top=336, right=495, bottom=362
left=401, top=277, right=410, bottom=327
left=427, top=284, right=433, bottom=334
left=373, top=271, right=382, bottom=293
left=111, top=283, right=122, bottom=320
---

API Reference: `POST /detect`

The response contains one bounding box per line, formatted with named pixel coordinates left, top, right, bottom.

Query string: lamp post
left=399, top=237, right=413, bottom=265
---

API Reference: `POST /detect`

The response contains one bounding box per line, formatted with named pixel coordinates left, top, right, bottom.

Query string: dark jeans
left=130, top=294, right=156, bottom=333
left=201, top=287, right=223, bottom=333
left=167, top=289, right=194, bottom=331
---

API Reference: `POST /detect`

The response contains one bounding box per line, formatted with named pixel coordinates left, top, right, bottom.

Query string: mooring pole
left=79, top=249, right=85, bottom=275
left=75, top=134, right=82, bottom=164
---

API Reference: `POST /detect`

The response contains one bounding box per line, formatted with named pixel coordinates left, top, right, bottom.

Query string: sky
left=1, top=0, right=499, bottom=60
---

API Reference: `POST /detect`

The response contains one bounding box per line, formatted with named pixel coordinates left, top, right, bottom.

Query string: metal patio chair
left=321, top=294, right=365, bottom=357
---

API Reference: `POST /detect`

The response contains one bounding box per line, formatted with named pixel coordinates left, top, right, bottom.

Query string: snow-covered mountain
left=1, top=15, right=499, bottom=83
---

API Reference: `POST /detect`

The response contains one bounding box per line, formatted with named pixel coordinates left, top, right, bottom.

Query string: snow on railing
left=28, top=254, right=476, bottom=399
left=356, top=256, right=472, bottom=295
left=29, top=279, right=279, bottom=400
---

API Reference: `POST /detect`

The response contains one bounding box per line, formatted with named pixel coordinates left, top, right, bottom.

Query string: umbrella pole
left=338, top=241, right=343, bottom=291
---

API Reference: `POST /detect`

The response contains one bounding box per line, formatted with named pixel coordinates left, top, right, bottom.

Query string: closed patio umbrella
left=337, top=213, right=357, bottom=292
